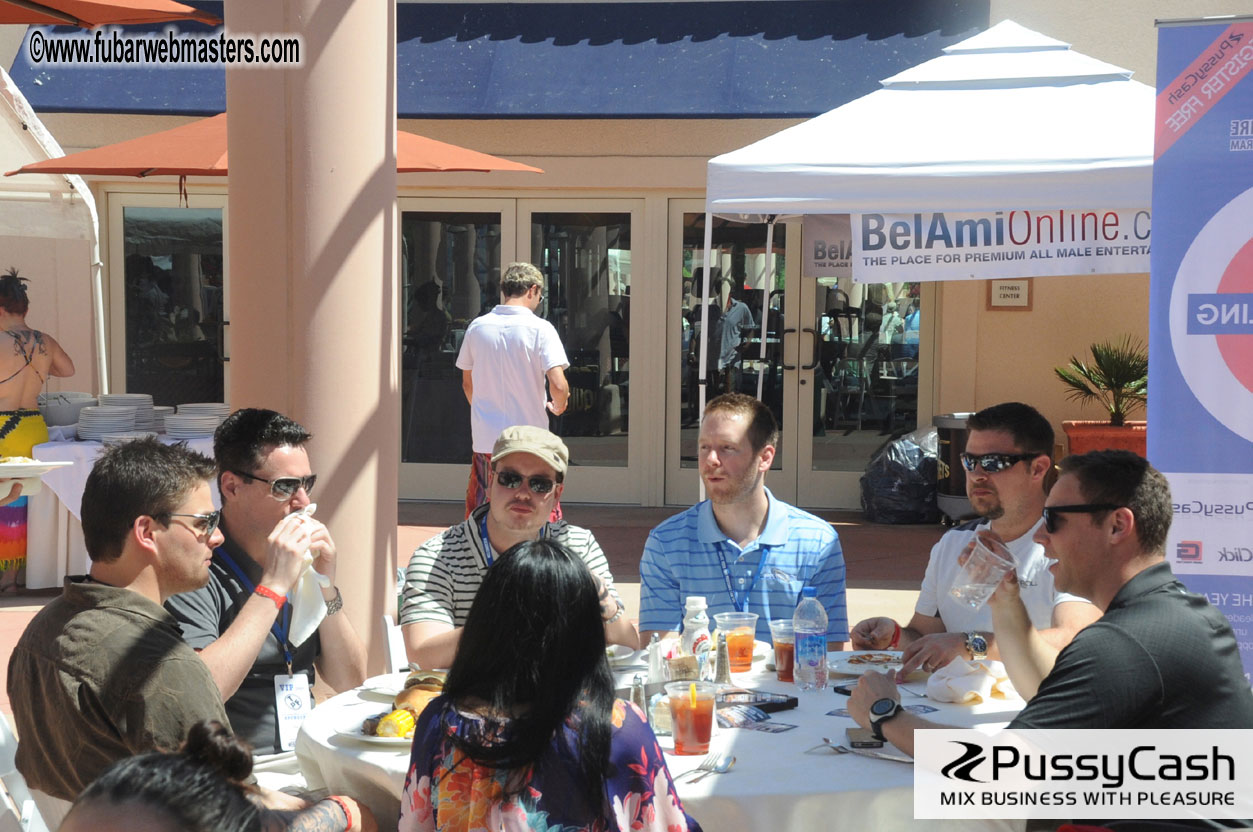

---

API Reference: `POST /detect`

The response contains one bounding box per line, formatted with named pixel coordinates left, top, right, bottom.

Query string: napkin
left=925, top=658, right=1021, bottom=704
left=287, top=503, right=332, bottom=647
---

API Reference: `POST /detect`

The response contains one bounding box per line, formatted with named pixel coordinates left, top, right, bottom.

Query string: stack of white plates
left=177, top=403, right=232, bottom=425
left=78, top=406, right=137, bottom=440
left=152, top=406, right=175, bottom=433
left=101, top=431, right=158, bottom=446
left=100, top=393, right=155, bottom=430
left=165, top=413, right=221, bottom=439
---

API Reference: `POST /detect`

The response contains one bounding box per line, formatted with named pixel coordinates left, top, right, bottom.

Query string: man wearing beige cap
left=401, top=425, right=638, bottom=668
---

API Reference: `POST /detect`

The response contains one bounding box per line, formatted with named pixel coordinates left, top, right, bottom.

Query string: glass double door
left=399, top=198, right=644, bottom=503
left=664, top=201, right=926, bottom=510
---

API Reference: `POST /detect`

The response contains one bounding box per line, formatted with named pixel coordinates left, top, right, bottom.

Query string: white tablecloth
left=296, top=657, right=1026, bottom=832
left=25, top=435, right=215, bottom=589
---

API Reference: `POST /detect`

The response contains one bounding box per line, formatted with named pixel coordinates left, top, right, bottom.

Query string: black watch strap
left=869, top=700, right=903, bottom=741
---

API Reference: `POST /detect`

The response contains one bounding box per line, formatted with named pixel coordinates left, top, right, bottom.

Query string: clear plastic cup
left=666, top=681, right=717, bottom=755
left=948, top=533, right=1016, bottom=609
left=712, top=612, right=758, bottom=672
left=768, top=619, right=795, bottom=683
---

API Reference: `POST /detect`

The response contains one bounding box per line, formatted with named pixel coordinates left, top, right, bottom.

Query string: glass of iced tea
left=768, top=619, right=795, bottom=683
left=665, top=681, right=717, bottom=755
left=712, top=612, right=758, bottom=673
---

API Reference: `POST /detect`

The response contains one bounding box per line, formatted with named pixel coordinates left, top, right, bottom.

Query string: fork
left=897, top=683, right=928, bottom=699
left=676, top=752, right=719, bottom=781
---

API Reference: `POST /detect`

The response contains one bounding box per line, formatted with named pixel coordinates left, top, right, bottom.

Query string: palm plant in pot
left=1055, top=335, right=1148, bottom=455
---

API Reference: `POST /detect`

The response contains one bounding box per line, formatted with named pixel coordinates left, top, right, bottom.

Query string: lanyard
left=478, top=510, right=547, bottom=568
left=714, top=542, right=770, bottom=613
left=216, top=547, right=294, bottom=673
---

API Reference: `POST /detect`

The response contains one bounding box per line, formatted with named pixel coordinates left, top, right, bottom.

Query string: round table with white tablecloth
left=26, top=433, right=216, bottom=588
left=296, top=657, right=1027, bottom=832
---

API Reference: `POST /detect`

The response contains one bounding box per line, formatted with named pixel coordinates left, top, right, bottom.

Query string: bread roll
left=393, top=683, right=441, bottom=716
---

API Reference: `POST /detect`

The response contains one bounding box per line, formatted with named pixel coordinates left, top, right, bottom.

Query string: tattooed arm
left=35, top=331, right=75, bottom=378
left=262, top=796, right=376, bottom=832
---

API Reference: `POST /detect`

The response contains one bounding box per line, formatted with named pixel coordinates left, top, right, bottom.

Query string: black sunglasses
left=230, top=469, right=317, bottom=501
left=159, top=509, right=221, bottom=538
left=495, top=469, right=557, bottom=495
left=960, top=452, right=1040, bottom=474
left=1042, top=504, right=1122, bottom=534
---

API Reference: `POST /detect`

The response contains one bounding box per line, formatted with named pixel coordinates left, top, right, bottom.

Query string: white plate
left=0, top=460, right=75, bottom=478
left=607, top=645, right=642, bottom=666
left=829, top=651, right=905, bottom=676
left=359, top=671, right=411, bottom=699
left=334, top=728, right=414, bottom=748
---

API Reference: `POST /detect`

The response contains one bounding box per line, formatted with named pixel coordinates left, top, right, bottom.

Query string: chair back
left=381, top=613, right=408, bottom=675
left=0, top=718, right=50, bottom=832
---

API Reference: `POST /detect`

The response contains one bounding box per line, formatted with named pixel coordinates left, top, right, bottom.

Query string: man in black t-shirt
left=848, top=450, right=1253, bottom=756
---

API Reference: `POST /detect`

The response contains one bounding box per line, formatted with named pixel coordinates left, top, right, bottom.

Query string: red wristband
left=325, top=796, right=355, bottom=830
left=889, top=622, right=901, bottom=649
left=254, top=585, right=286, bottom=610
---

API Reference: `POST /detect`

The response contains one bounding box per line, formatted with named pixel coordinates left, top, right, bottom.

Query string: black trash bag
left=859, top=427, right=941, bottom=524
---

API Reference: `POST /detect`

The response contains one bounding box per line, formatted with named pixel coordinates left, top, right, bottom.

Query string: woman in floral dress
left=398, top=539, right=701, bottom=832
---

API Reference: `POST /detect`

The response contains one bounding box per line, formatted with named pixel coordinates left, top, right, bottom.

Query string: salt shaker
left=630, top=673, right=648, bottom=720
left=713, top=630, right=732, bottom=684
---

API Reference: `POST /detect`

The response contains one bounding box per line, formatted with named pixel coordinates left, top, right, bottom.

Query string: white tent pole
left=91, top=249, right=109, bottom=395
left=756, top=218, right=774, bottom=400
left=697, top=211, right=714, bottom=501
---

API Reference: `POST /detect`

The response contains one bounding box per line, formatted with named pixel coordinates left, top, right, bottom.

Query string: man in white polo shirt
left=457, top=261, right=570, bottom=519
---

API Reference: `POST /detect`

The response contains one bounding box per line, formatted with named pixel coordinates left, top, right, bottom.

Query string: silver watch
left=325, top=587, right=343, bottom=616
left=965, top=631, right=988, bottom=661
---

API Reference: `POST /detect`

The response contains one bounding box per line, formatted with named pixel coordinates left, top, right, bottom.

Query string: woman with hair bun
left=0, top=266, right=74, bottom=594
left=399, top=539, right=701, bottom=832
left=60, top=720, right=375, bottom=832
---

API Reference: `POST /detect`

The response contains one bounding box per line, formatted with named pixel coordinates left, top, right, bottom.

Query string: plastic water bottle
left=793, top=586, right=828, bottom=691
left=680, top=596, right=711, bottom=658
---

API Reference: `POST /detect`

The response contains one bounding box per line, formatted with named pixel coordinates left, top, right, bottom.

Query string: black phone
left=831, top=684, right=855, bottom=696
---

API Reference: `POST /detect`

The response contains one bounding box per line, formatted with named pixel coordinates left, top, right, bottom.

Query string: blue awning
left=10, top=1, right=989, bottom=118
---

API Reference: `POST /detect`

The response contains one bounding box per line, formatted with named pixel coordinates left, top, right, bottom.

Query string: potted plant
left=1054, top=335, right=1148, bottom=456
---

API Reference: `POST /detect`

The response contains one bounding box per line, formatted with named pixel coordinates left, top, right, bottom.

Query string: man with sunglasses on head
left=851, top=402, right=1098, bottom=680
left=400, top=425, right=638, bottom=669
left=7, top=438, right=231, bottom=826
left=457, top=261, right=570, bottom=520
left=166, top=408, right=367, bottom=777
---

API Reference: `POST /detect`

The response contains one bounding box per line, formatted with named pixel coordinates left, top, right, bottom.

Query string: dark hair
left=214, top=408, right=312, bottom=487
left=441, top=539, right=614, bottom=810
left=0, top=267, right=30, bottom=316
left=1058, top=450, right=1173, bottom=555
left=81, top=438, right=216, bottom=563
left=967, top=402, right=1054, bottom=457
left=703, top=392, right=779, bottom=452
left=71, top=720, right=261, bottom=832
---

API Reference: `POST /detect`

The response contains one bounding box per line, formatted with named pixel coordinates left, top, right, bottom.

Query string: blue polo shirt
left=639, top=489, right=848, bottom=642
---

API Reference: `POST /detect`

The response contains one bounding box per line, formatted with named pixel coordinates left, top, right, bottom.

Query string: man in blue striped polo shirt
left=639, top=393, right=849, bottom=647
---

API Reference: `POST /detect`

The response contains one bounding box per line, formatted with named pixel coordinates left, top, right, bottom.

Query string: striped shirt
left=400, top=504, right=623, bottom=629
left=639, top=489, right=848, bottom=641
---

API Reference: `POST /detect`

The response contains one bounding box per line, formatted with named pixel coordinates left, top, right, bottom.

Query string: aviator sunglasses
left=1042, top=504, right=1121, bottom=534
left=494, top=469, right=557, bottom=495
left=159, top=509, right=221, bottom=538
left=960, top=452, right=1040, bottom=474
left=230, top=469, right=318, bottom=501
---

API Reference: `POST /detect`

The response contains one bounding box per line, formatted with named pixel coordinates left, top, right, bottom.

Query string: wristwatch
left=869, top=697, right=903, bottom=741
left=965, top=631, right=988, bottom=661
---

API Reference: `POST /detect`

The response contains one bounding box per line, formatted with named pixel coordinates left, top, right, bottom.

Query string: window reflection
left=122, top=207, right=224, bottom=406
left=400, top=212, right=501, bottom=464
left=531, top=213, right=631, bottom=468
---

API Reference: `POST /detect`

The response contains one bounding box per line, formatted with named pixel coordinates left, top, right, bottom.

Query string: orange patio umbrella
left=4, top=113, right=542, bottom=179
left=0, top=0, right=220, bottom=27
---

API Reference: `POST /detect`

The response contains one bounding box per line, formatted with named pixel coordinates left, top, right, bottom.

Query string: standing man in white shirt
left=457, top=262, right=570, bottom=519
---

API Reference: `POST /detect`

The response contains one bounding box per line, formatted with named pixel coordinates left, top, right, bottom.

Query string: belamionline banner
left=1150, top=18, right=1253, bottom=680
left=915, top=729, right=1253, bottom=821
left=848, top=209, right=1151, bottom=282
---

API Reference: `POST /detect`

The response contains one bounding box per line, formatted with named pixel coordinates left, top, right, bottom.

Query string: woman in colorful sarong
left=0, top=267, right=74, bottom=593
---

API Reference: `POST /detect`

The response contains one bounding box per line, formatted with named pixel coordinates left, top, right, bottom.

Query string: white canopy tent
left=0, top=65, right=107, bottom=394
left=694, top=20, right=1155, bottom=438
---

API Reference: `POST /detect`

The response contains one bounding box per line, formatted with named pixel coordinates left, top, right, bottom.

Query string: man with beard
left=850, top=402, right=1098, bottom=681
left=639, top=393, right=849, bottom=646
left=401, top=425, right=638, bottom=669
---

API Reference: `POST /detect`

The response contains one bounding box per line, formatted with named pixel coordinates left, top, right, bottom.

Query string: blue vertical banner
left=1150, top=19, right=1253, bottom=679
